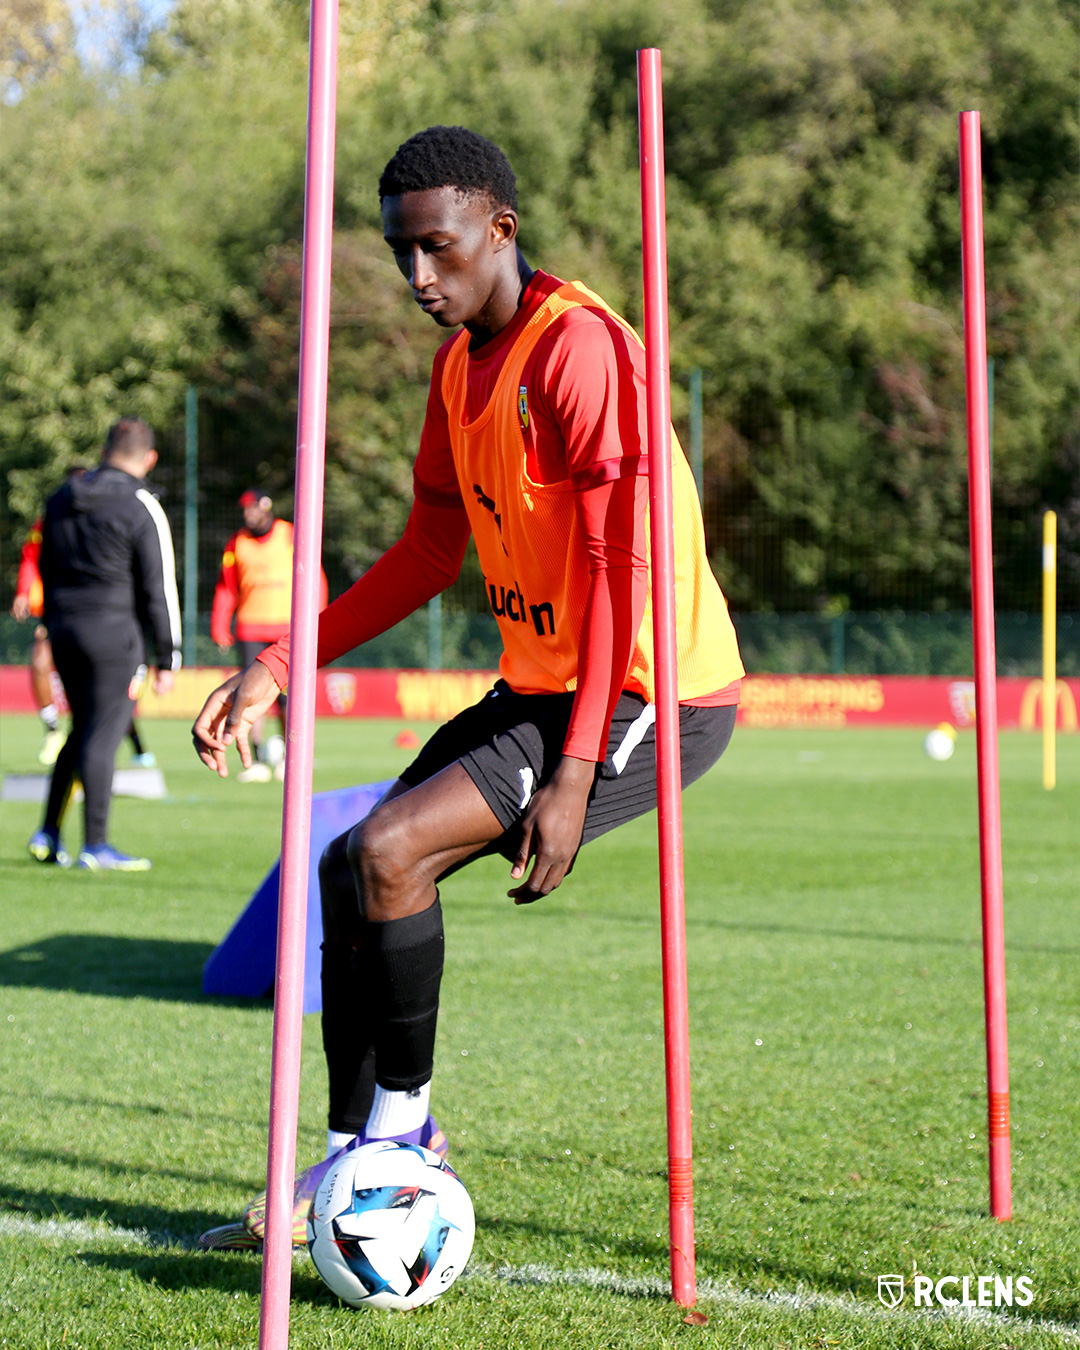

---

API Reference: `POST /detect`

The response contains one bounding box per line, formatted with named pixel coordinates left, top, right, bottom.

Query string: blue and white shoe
left=77, top=843, right=152, bottom=872
left=130, top=751, right=156, bottom=768
left=28, top=828, right=71, bottom=867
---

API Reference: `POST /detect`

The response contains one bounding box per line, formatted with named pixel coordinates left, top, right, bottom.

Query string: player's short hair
left=103, top=418, right=155, bottom=459
left=379, top=126, right=518, bottom=212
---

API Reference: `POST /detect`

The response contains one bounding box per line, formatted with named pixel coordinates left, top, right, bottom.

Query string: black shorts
left=398, top=680, right=736, bottom=861
left=240, top=639, right=273, bottom=668
left=240, top=641, right=286, bottom=708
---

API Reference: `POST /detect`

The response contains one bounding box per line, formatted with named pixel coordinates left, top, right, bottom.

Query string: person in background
left=210, top=489, right=328, bottom=782
left=12, top=510, right=70, bottom=768
left=29, top=419, right=181, bottom=871
left=12, top=470, right=156, bottom=770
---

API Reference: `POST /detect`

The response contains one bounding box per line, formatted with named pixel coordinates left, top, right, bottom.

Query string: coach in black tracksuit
left=35, top=419, right=182, bottom=870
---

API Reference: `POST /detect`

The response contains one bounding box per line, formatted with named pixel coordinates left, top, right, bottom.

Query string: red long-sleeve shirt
left=16, top=520, right=45, bottom=617
left=259, top=271, right=738, bottom=759
left=211, top=518, right=328, bottom=647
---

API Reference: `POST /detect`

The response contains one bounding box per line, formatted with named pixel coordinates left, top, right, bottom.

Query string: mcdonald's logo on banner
left=1019, top=679, right=1078, bottom=732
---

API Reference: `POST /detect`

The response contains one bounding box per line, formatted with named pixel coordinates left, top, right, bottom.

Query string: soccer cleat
left=77, top=843, right=152, bottom=872
left=241, top=1114, right=449, bottom=1247
left=27, top=828, right=71, bottom=867
left=196, top=1221, right=263, bottom=1253
left=130, top=751, right=157, bottom=768
left=236, top=762, right=273, bottom=783
left=38, top=729, right=66, bottom=766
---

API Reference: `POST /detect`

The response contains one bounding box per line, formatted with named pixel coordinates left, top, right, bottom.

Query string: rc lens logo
left=877, top=1274, right=904, bottom=1308
left=877, top=1273, right=1034, bottom=1309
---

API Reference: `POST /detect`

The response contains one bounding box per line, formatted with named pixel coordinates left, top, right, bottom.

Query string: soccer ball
left=307, top=1140, right=474, bottom=1310
left=923, top=724, right=957, bottom=761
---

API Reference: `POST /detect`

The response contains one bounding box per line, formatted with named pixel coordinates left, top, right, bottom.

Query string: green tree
left=2, top=0, right=1076, bottom=619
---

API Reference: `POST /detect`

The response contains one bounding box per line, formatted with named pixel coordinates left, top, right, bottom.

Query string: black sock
left=322, top=939, right=377, bottom=1135
left=361, top=899, right=445, bottom=1092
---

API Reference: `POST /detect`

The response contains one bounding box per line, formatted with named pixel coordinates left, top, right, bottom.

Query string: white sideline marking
left=2, top=1213, right=1076, bottom=1342
left=0, top=1212, right=196, bottom=1249
left=471, top=1262, right=1080, bottom=1343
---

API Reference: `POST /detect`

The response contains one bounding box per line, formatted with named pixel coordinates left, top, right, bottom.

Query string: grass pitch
left=0, top=712, right=1077, bottom=1349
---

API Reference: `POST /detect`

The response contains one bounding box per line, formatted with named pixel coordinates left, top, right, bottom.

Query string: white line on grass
left=471, top=1262, right=1080, bottom=1343
left=2, top=1212, right=1076, bottom=1343
left=0, top=1212, right=197, bottom=1249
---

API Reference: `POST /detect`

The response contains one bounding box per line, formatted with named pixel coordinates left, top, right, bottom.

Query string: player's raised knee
left=346, top=810, right=416, bottom=913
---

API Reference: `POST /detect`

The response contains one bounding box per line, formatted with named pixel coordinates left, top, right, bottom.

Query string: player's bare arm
left=192, top=661, right=282, bottom=776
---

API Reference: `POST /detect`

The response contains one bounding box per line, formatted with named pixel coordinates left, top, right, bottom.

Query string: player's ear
left=491, top=208, right=518, bottom=251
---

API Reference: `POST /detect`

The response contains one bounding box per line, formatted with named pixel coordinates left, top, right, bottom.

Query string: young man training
left=192, top=126, right=743, bottom=1249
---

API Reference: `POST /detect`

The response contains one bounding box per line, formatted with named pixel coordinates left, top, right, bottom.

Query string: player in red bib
left=192, top=127, right=743, bottom=1250
left=210, top=489, right=328, bottom=782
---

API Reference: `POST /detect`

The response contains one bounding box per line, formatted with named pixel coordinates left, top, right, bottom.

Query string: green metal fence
left=2, top=610, right=1075, bottom=678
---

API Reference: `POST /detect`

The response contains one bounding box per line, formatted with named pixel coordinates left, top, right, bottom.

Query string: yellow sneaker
left=38, top=728, right=65, bottom=766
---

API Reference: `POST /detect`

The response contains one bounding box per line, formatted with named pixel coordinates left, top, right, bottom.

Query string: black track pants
left=44, top=619, right=143, bottom=847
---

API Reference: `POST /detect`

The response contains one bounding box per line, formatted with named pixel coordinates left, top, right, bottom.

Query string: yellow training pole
left=1042, top=511, right=1057, bottom=790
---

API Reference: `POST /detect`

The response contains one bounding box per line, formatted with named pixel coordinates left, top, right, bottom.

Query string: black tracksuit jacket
left=40, top=465, right=182, bottom=671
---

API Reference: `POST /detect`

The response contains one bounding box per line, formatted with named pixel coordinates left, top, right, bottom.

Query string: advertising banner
left=1, top=665, right=1076, bottom=730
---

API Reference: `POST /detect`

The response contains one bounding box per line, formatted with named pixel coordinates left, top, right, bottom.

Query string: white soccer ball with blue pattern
left=307, top=1139, right=474, bottom=1310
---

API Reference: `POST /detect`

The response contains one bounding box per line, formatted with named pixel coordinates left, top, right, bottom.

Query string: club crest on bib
left=517, top=385, right=529, bottom=431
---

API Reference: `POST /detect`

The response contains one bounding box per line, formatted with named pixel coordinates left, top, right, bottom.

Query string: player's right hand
left=10, top=596, right=30, bottom=621
left=191, top=661, right=282, bottom=777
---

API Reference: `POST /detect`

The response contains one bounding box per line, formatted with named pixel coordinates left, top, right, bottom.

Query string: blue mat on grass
left=202, top=781, right=391, bottom=1013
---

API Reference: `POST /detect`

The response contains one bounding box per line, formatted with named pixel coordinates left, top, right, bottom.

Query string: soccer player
left=12, top=512, right=69, bottom=767
left=30, top=419, right=181, bottom=871
left=210, top=489, right=328, bottom=781
left=192, top=126, right=743, bottom=1249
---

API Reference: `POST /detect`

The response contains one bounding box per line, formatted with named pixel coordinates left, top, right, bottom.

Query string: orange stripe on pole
left=258, top=2, right=339, bottom=1346
left=637, top=47, right=697, bottom=1308
left=958, top=110, right=1012, bottom=1223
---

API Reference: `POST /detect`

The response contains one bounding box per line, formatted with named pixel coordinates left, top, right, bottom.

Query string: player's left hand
left=191, top=660, right=282, bottom=776
left=507, top=756, right=595, bottom=903
left=152, top=668, right=174, bottom=697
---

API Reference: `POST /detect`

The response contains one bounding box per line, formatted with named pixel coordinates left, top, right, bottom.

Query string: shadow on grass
left=79, top=1248, right=265, bottom=1294
left=476, top=1211, right=669, bottom=1264
left=0, top=1181, right=227, bottom=1246
left=7, top=1142, right=257, bottom=1193
left=29, top=1086, right=261, bottom=1127
left=79, top=1249, right=344, bottom=1311
left=478, top=1208, right=886, bottom=1304
left=49, top=1210, right=1080, bottom=1329
left=544, top=907, right=1080, bottom=957
left=0, top=933, right=243, bottom=1003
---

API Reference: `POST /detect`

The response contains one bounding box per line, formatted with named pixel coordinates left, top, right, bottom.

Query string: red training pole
left=637, top=47, right=697, bottom=1307
left=258, top=1, right=339, bottom=1346
left=958, top=110, right=1012, bottom=1222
